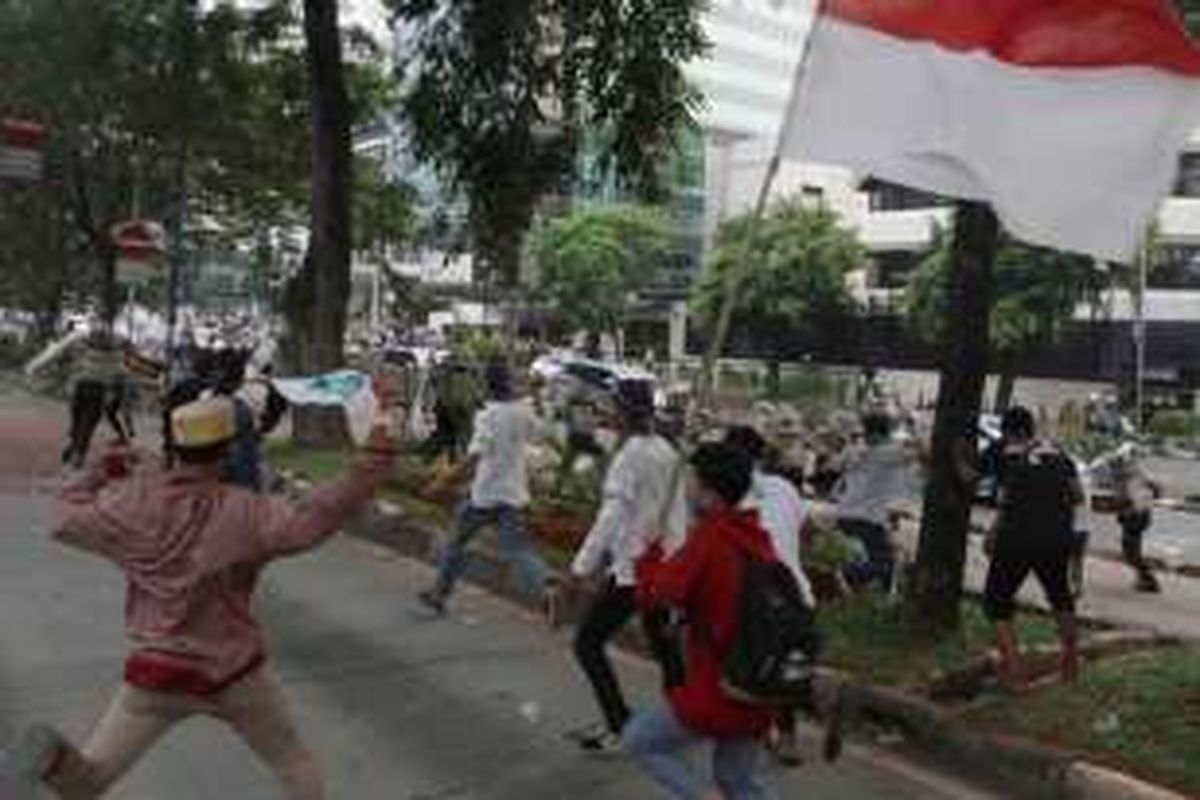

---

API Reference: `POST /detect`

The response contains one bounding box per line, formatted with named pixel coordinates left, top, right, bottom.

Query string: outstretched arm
left=253, top=429, right=397, bottom=559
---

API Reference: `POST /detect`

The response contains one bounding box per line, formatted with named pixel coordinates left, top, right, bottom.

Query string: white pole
left=1134, top=237, right=1149, bottom=432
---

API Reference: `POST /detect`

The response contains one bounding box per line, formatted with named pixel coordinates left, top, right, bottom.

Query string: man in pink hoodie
left=1, top=395, right=396, bottom=800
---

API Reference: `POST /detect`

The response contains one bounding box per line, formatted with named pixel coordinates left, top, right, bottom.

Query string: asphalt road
left=0, top=401, right=1000, bottom=799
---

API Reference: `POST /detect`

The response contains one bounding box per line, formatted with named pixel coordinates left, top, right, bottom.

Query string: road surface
left=0, top=397, right=998, bottom=799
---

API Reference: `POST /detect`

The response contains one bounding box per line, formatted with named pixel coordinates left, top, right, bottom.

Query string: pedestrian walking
left=624, top=442, right=780, bottom=800
left=0, top=393, right=398, bottom=799
left=1111, top=445, right=1162, bottom=593
left=565, top=380, right=687, bottom=753
left=723, top=425, right=816, bottom=767
left=983, top=407, right=1082, bottom=690
left=418, top=361, right=551, bottom=614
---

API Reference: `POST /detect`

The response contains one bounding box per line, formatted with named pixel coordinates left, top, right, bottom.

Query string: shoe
left=566, top=723, right=622, bottom=754
left=1135, top=575, right=1162, bottom=594
left=417, top=589, right=447, bottom=615
left=767, top=733, right=804, bottom=768
left=8, top=723, right=65, bottom=784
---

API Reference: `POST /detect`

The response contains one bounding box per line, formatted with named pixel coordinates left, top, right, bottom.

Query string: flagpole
left=1134, top=229, right=1150, bottom=433
left=698, top=0, right=829, bottom=408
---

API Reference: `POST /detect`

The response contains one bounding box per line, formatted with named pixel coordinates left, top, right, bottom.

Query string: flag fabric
left=272, top=371, right=379, bottom=444
left=784, top=0, right=1200, bottom=262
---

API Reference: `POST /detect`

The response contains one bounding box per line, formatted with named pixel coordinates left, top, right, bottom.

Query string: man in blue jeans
left=419, top=362, right=549, bottom=613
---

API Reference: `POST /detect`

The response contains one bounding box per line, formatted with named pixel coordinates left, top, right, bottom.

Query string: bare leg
left=1056, top=613, right=1080, bottom=685
left=218, top=670, right=325, bottom=800
left=994, top=621, right=1023, bottom=691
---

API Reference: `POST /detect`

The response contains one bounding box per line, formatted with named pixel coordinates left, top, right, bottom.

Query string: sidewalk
left=893, top=521, right=1200, bottom=641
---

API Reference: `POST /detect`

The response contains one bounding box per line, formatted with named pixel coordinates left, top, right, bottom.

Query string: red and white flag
left=785, top=0, right=1200, bottom=262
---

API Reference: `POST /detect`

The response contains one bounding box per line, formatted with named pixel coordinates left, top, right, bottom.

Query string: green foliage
left=532, top=205, right=674, bottom=338
left=965, top=646, right=1200, bottom=797
left=692, top=202, right=862, bottom=358
left=820, top=593, right=1058, bottom=688
left=0, top=0, right=392, bottom=321
left=1147, top=410, right=1200, bottom=442
left=388, top=0, right=708, bottom=285
left=1178, top=0, right=1200, bottom=36
left=906, top=225, right=1104, bottom=360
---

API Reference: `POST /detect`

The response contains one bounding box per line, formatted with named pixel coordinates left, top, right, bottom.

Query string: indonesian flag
left=785, top=0, right=1200, bottom=262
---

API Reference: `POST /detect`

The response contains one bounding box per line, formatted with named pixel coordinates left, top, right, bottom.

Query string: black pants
left=1119, top=510, right=1155, bottom=580
left=63, top=380, right=126, bottom=468
left=984, top=546, right=1075, bottom=621
left=573, top=579, right=685, bottom=734
left=839, top=518, right=896, bottom=592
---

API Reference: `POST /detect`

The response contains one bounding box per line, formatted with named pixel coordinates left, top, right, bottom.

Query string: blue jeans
left=624, top=703, right=777, bottom=800
left=434, top=503, right=548, bottom=600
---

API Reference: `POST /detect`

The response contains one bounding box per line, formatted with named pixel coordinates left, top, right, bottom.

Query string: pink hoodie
left=55, top=449, right=391, bottom=693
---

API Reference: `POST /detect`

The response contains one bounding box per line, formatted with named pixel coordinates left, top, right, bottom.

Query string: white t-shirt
left=572, top=434, right=687, bottom=586
left=468, top=400, right=540, bottom=508
left=746, top=472, right=816, bottom=608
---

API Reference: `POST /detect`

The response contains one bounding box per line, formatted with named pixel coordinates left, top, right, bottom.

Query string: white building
left=690, top=0, right=1200, bottom=325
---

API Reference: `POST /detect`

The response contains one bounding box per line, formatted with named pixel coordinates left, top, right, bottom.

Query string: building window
left=872, top=251, right=923, bottom=290
left=861, top=177, right=947, bottom=212
left=1154, top=245, right=1200, bottom=289
left=1174, top=153, right=1200, bottom=198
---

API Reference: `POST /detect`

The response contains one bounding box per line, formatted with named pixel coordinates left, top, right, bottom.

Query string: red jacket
left=636, top=505, right=777, bottom=739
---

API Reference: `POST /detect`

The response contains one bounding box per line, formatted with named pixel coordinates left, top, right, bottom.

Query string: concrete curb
left=286, top=475, right=1191, bottom=800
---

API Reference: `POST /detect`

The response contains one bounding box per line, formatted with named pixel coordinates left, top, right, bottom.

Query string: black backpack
left=721, top=555, right=821, bottom=706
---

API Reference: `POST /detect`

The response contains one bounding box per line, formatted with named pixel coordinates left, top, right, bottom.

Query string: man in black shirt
left=984, top=407, right=1083, bottom=690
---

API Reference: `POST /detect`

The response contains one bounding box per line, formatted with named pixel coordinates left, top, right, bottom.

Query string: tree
left=388, top=0, right=707, bottom=287
left=909, top=202, right=999, bottom=632
left=907, top=228, right=1103, bottom=412
left=1178, top=0, right=1200, bottom=35
left=0, top=0, right=390, bottom=340
left=692, top=202, right=862, bottom=397
left=532, top=205, right=674, bottom=351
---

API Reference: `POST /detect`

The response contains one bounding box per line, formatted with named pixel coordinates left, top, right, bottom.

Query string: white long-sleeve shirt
left=745, top=472, right=817, bottom=608
left=571, top=434, right=687, bottom=586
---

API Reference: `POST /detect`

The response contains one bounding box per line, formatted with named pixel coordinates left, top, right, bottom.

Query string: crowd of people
left=0, top=341, right=1169, bottom=799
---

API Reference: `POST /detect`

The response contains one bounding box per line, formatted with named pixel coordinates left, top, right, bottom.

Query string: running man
left=566, top=380, right=687, bottom=752
left=418, top=361, right=551, bottom=614
left=0, top=393, right=397, bottom=799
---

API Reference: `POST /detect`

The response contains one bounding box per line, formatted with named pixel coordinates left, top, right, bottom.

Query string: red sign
left=0, top=118, right=46, bottom=180
left=111, top=219, right=167, bottom=284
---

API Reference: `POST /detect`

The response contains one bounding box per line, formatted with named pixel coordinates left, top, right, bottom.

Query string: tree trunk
left=766, top=356, right=782, bottom=400
left=994, top=357, right=1018, bottom=414
left=908, top=202, right=999, bottom=632
left=285, top=0, right=354, bottom=446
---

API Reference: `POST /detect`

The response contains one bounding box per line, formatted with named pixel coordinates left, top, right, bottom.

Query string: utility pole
left=165, top=0, right=198, bottom=385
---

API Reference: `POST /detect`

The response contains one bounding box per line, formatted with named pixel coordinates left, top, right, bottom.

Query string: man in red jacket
left=626, top=441, right=779, bottom=800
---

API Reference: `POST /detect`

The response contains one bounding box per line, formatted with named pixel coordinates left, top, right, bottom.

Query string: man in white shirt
left=566, top=380, right=686, bottom=752
left=419, top=362, right=549, bottom=614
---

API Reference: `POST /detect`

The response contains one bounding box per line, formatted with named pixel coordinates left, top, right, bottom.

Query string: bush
left=1147, top=410, right=1200, bottom=441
